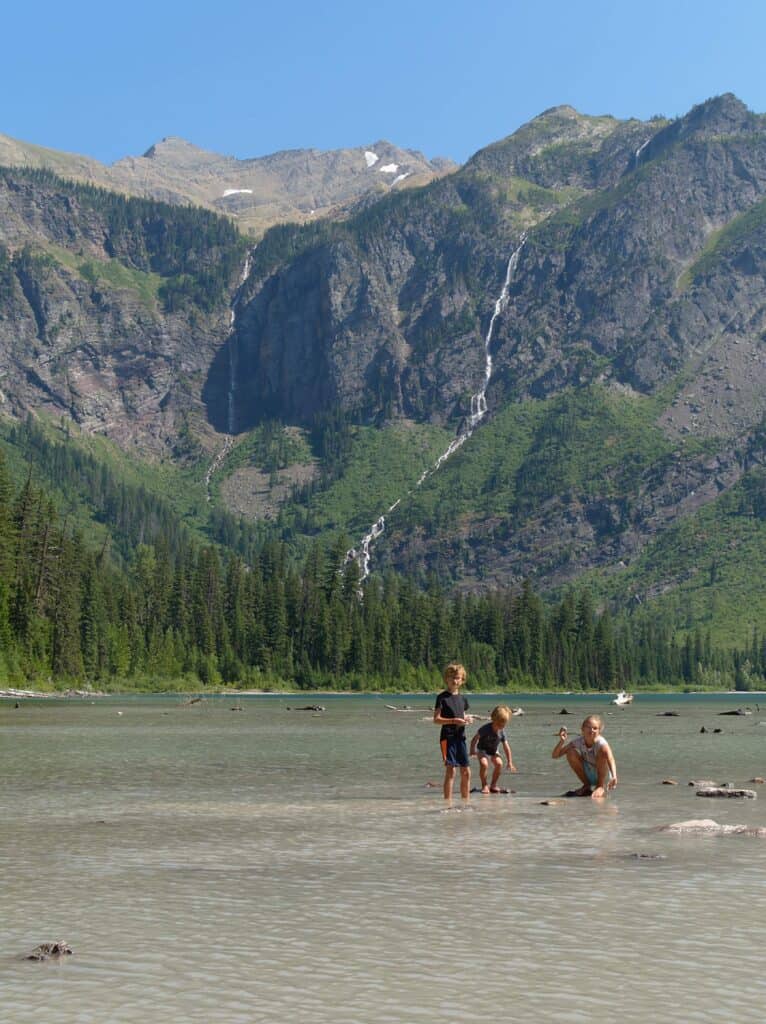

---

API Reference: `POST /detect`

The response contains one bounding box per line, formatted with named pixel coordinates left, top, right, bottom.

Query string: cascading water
left=634, top=138, right=651, bottom=167
left=347, top=233, right=527, bottom=581
left=205, top=248, right=255, bottom=500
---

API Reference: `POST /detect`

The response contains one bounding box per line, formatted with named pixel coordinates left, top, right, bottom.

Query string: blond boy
left=433, top=663, right=473, bottom=800
left=470, top=705, right=517, bottom=794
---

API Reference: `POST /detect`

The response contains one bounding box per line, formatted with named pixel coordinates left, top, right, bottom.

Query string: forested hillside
left=1, top=420, right=764, bottom=691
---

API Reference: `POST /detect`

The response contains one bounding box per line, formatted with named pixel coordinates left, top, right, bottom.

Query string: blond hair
left=443, top=662, right=466, bottom=685
left=582, top=714, right=603, bottom=730
left=491, top=705, right=511, bottom=726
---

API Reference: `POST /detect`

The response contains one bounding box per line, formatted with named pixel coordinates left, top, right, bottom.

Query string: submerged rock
left=657, top=712, right=680, bottom=717
left=659, top=819, right=766, bottom=836
left=25, top=941, right=72, bottom=961
left=750, top=777, right=765, bottom=784
left=696, top=787, right=757, bottom=799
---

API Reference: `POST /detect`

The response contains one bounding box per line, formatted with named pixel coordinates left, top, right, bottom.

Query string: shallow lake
left=2, top=692, right=766, bottom=1023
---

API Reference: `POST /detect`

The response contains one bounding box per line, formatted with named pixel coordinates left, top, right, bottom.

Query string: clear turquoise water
left=2, top=692, right=766, bottom=1023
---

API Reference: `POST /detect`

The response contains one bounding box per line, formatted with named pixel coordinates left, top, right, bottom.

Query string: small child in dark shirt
left=470, top=705, right=516, bottom=793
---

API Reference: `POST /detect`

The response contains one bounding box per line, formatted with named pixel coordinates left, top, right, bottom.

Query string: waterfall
left=347, top=233, right=527, bottom=581
left=634, top=138, right=651, bottom=167
left=205, top=248, right=255, bottom=501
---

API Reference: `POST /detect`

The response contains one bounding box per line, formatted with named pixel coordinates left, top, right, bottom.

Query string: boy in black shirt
left=433, top=662, right=474, bottom=802
left=470, top=705, right=517, bottom=793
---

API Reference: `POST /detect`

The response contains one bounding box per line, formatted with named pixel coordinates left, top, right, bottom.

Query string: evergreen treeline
left=0, top=438, right=763, bottom=691
left=0, top=166, right=248, bottom=313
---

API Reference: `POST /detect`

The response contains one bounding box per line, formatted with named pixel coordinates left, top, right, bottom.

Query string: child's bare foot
left=481, top=786, right=490, bottom=794
left=591, top=786, right=606, bottom=799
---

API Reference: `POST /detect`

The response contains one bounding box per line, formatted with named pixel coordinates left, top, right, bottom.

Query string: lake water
left=2, top=692, right=766, bottom=1023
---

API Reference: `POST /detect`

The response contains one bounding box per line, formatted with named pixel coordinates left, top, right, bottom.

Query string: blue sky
left=4, top=0, right=766, bottom=164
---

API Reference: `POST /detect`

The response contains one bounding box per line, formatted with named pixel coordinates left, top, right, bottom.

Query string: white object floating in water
left=364, top=150, right=379, bottom=167
left=612, top=691, right=634, bottom=706
left=222, top=189, right=254, bottom=197
left=379, top=163, right=399, bottom=174
left=117, top=711, right=123, bottom=716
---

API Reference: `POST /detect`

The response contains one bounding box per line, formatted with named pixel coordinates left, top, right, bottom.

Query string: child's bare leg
left=460, top=766, right=471, bottom=800
left=443, top=765, right=456, bottom=800
left=565, top=747, right=591, bottom=794
left=591, top=749, right=611, bottom=799
left=479, top=756, right=490, bottom=793
left=490, top=755, right=503, bottom=790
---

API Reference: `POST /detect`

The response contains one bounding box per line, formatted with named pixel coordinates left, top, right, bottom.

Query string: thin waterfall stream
left=347, top=233, right=527, bottom=580
left=205, top=249, right=254, bottom=500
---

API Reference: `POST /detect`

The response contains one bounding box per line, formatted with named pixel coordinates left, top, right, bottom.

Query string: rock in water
left=696, top=787, right=757, bottom=799
left=659, top=819, right=766, bottom=836
left=25, top=941, right=72, bottom=961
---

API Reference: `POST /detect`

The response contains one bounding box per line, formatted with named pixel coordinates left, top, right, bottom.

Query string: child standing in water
left=434, top=663, right=474, bottom=801
left=552, top=714, right=617, bottom=799
left=470, top=705, right=517, bottom=793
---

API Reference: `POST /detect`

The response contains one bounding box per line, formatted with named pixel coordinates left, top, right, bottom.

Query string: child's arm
left=433, top=708, right=468, bottom=726
left=502, top=738, right=517, bottom=772
left=552, top=726, right=570, bottom=758
left=604, top=740, right=618, bottom=790
left=469, top=731, right=479, bottom=755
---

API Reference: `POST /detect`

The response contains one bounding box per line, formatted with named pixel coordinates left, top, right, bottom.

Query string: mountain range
left=0, top=131, right=454, bottom=236
left=3, top=93, right=766, bottom=647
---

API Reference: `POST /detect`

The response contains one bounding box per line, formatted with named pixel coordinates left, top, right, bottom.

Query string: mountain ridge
left=0, top=130, right=456, bottom=236
left=4, top=95, right=766, bottom=646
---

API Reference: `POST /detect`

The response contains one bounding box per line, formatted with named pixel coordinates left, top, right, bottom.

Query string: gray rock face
left=0, top=170, right=239, bottom=457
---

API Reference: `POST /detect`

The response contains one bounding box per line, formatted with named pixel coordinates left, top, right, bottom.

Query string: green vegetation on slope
left=392, top=385, right=672, bottom=536
left=1, top=165, right=249, bottom=313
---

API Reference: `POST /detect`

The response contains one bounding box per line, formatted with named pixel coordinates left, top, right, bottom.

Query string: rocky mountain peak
left=137, top=137, right=226, bottom=168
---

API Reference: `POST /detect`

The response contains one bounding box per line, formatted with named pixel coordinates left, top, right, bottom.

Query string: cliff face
left=226, top=95, right=766, bottom=433
left=0, top=170, right=245, bottom=457
left=217, top=94, right=766, bottom=592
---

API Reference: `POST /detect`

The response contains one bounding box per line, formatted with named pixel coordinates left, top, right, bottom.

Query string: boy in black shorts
left=433, top=663, right=473, bottom=802
left=470, top=705, right=517, bottom=793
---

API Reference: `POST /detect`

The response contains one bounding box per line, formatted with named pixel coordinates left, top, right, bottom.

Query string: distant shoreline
left=2, top=687, right=765, bottom=700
